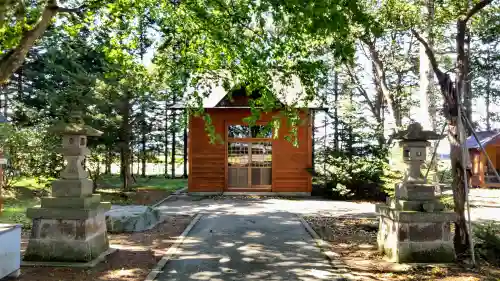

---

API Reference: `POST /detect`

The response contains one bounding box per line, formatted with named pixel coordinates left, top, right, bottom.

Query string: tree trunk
left=411, top=0, right=495, bottom=255
left=376, top=87, right=385, bottom=149
left=333, top=70, right=339, bottom=151
left=1, top=84, right=7, bottom=117
left=464, top=22, right=473, bottom=133
left=183, top=110, right=188, bottom=179
left=0, top=0, right=59, bottom=83
left=363, top=40, right=401, bottom=131
left=417, top=0, right=437, bottom=130
left=171, top=109, right=177, bottom=179
left=454, top=18, right=472, bottom=258
left=140, top=105, right=147, bottom=177
left=164, top=99, right=169, bottom=178
left=105, top=146, right=112, bottom=174
left=119, top=92, right=132, bottom=191
left=486, top=79, right=491, bottom=131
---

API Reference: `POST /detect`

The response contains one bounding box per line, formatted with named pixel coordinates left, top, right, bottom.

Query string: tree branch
left=53, top=5, right=86, bottom=14
left=345, top=64, right=381, bottom=123
left=360, top=38, right=400, bottom=127
left=0, top=0, right=59, bottom=83
left=411, top=29, right=445, bottom=82
left=464, top=0, right=494, bottom=23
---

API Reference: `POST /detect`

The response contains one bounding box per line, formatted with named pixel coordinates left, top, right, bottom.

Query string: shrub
left=474, top=222, right=500, bottom=265
left=315, top=148, right=397, bottom=201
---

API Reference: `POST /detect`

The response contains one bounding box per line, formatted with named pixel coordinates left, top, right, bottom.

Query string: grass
left=11, top=177, right=54, bottom=190
left=0, top=175, right=187, bottom=228
left=98, top=174, right=187, bottom=192
left=0, top=196, right=40, bottom=229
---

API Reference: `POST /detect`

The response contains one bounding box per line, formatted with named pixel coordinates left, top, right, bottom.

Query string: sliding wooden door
left=227, top=124, right=272, bottom=190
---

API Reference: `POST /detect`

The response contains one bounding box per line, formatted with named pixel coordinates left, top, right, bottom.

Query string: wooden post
left=479, top=151, right=485, bottom=187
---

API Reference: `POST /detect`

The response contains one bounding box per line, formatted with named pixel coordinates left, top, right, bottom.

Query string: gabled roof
left=466, top=131, right=500, bottom=149
left=171, top=72, right=323, bottom=109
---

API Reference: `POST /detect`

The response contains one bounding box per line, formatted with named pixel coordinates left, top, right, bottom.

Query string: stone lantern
left=376, top=122, right=457, bottom=263
left=24, top=113, right=111, bottom=263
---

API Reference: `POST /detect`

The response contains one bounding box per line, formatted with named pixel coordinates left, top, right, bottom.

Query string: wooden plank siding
left=188, top=108, right=312, bottom=193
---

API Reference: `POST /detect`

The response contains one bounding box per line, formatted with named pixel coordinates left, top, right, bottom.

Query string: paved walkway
left=152, top=193, right=500, bottom=280
left=155, top=198, right=352, bottom=281
left=156, top=197, right=376, bottom=218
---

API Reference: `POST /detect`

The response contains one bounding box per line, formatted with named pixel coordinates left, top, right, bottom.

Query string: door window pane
left=251, top=142, right=272, bottom=167
left=228, top=125, right=272, bottom=138
left=228, top=125, right=250, bottom=138
left=251, top=125, right=273, bottom=138
left=228, top=142, right=249, bottom=167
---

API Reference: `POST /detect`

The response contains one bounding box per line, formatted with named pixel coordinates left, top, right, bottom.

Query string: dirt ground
left=17, top=215, right=192, bottom=281
left=303, top=216, right=500, bottom=281
left=97, top=188, right=172, bottom=206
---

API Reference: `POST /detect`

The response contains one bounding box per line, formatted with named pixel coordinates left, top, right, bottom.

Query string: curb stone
left=143, top=213, right=203, bottom=281
left=296, top=214, right=355, bottom=280
left=152, top=187, right=188, bottom=208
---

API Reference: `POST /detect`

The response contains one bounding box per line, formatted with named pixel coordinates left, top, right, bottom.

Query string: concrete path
left=156, top=196, right=376, bottom=218
left=156, top=194, right=500, bottom=223
left=155, top=210, right=348, bottom=281
left=152, top=193, right=500, bottom=280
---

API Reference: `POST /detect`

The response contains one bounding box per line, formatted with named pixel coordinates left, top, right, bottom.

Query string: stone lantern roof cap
left=49, top=113, right=103, bottom=137
left=392, top=122, right=443, bottom=141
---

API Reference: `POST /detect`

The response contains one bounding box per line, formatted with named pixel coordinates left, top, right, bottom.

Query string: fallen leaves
left=303, top=216, right=500, bottom=281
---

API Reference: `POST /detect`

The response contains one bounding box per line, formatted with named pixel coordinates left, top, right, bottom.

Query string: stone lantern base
left=376, top=203, right=456, bottom=263
left=24, top=179, right=111, bottom=262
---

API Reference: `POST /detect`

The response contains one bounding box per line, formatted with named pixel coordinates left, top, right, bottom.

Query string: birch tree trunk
left=417, top=0, right=437, bottom=130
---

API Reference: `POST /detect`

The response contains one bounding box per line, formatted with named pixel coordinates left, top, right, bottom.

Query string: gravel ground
left=18, top=215, right=192, bottom=281
left=304, top=216, right=500, bottom=281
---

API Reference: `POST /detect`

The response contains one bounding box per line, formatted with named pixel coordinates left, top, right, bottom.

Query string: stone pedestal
left=24, top=201, right=110, bottom=262
left=24, top=115, right=110, bottom=262
left=377, top=123, right=457, bottom=263
left=376, top=203, right=456, bottom=263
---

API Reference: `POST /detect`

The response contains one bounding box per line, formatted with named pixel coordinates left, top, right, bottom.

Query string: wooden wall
left=470, top=144, right=500, bottom=187
left=188, top=108, right=312, bottom=193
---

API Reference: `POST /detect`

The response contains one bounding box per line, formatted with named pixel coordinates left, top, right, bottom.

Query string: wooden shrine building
left=174, top=77, right=320, bottom=195
left=467, top=131, right=500, bottom=188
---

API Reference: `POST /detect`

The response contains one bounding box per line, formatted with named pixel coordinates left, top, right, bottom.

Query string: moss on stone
left=398, top=245, right=455, bottom=263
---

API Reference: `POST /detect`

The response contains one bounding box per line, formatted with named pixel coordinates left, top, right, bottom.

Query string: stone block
left=408, top=222, right=443, bottom=242
left=51, top=179, right=93, bottom=197
left=377, top=205, right=457, bottom=223
left=24, top=232, right=108, bottom=262
left=387, top=198, right=444, bottom=212
left=395, top=183, right=436, bottom=200
left=377, top=203, right=457, bottom=263
left=397, top=242, right=455, bottom=263
left=41, top=194, right=101, bottom=209
left=26, top=203, right=110, bottom=220
left=24, top=214, right=109, bottom=262
left=105, top=206, right=161, bottom=233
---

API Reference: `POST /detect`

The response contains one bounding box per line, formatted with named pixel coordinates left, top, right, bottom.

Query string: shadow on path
left=156, top=211, right=349, bottom=281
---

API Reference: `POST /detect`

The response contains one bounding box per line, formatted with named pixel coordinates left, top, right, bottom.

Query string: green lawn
left=97, top=175, right=187, bottom=191
left=0, top=175, right=187, bottom=229
left=0, top=196, right=40, bottom=229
